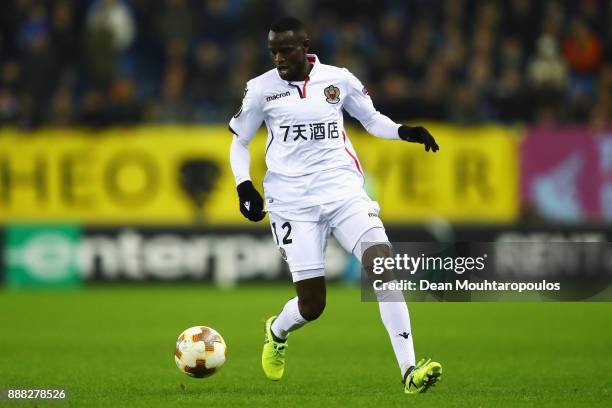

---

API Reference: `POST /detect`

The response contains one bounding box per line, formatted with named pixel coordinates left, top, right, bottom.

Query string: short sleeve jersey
left=229, top=54, right=387, bottom=211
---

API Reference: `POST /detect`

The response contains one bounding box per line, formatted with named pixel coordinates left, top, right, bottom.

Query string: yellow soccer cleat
left=403, top=358, right=442, bottom=394
left=261, top=316, right=287, bottom=381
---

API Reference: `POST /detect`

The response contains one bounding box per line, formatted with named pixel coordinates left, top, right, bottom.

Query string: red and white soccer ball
left=174, top=326, right=227, bottom=378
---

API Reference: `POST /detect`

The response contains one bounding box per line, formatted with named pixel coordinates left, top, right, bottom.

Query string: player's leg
left=262, top=211, right=328, bottom=380
left=330, top=195, right=442, bottom=393
left=271, top=275, right=326, bottom=339
left=356, top=229, right=442, bottom=393
left=263, top=275, right=325, bottom=380
left=354, top=228, right=417, bottom=379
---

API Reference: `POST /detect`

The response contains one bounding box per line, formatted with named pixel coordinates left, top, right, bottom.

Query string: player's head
left=268, top=17, right=310, bottom=81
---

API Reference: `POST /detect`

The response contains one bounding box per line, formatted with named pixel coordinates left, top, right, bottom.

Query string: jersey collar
left=305, top=54, right=320, bottom=80
left=276, top=54, right=320, bottom=83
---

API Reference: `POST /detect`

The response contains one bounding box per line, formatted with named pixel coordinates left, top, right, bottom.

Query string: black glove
left=398, top=125, right=439, bottom=152
left=237, top=180, right=266, bottom=222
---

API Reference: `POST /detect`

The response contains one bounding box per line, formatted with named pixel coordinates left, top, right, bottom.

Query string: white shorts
left=268, top=194, right=387, bottom=282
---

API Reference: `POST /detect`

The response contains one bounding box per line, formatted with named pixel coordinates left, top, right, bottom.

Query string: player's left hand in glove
left=237, top=180, right=266, bottom=222
left=398, top=125, right=439, bottom=152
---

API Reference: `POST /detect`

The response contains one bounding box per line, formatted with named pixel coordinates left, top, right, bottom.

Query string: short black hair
left=270, top=17, right=305, bottom=33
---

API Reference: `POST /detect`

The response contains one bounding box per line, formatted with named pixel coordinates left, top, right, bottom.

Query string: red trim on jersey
left=301, top=55, right=316, bottom=97
left=343, top=131, right=363, bottom=175
left=302, top=75, right=310, bottom=98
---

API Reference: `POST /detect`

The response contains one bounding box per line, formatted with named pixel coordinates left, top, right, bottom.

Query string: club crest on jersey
left=324, top=85, right=340, bottom=104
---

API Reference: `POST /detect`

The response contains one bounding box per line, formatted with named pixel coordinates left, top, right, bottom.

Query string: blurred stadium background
left=0, top=1, right=611, bottom=406
left=0, top=0, right=611, bottom=286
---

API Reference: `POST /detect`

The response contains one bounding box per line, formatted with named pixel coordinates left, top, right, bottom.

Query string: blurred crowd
left=0, top=0, right=611, bottom=129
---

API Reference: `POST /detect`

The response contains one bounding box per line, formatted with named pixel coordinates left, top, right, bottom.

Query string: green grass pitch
left=1, top=284, right=611, bottom=407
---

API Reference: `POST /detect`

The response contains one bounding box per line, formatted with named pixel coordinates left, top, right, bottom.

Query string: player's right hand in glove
left=237, top=180, right=266, bottom=222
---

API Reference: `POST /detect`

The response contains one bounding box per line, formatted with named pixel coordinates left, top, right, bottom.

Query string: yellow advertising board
left=0, top=124, right=519, bottom=225
left=356, top=124, right=520, bottom=223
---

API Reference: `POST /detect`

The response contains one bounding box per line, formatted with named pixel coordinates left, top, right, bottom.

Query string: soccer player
left=229, top=17, right=442, bottom=394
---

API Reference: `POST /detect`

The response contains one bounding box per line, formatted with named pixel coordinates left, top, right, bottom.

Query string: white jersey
left=229, top=54, right=400, bottom=211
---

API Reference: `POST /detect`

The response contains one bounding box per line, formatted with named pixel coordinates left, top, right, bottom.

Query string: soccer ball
left=174, top=326, right=227, bottom=378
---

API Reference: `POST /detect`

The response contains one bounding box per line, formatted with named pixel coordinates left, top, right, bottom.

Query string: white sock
left=353, top=229, right=416, bottom=377
left=376, top=287, right=416, bottom=376
left=271, top=297, right=308, bottom=340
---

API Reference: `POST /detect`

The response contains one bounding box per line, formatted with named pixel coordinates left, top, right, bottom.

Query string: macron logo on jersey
left=266, top=91, right=291, bottom=102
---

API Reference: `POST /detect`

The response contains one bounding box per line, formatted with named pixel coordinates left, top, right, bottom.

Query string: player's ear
left=302, top=37, right=310, bottom=53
